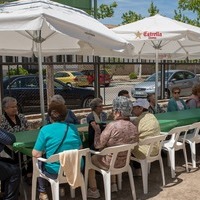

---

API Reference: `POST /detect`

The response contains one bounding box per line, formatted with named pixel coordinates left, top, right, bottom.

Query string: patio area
left=21, top=143, right=200, bottom=200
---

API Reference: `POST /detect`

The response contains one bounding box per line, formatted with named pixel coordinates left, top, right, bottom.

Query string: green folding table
left=155, top=108, right=200, bottom=132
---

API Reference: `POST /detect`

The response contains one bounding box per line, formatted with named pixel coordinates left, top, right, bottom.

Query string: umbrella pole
left=37, top=32, right=45, bottom=125
left=155, top=48, right=159, bottom=113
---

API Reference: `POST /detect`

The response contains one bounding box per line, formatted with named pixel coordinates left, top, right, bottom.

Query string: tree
left=121, top=11, right=143, bottom=25
left=174, top=0, right=200, bottom=26
left=121, top=1, right=159, bottom=25
left=95, top=2, right=117, bottom=19
left=148, top=2, right=159, bottom=16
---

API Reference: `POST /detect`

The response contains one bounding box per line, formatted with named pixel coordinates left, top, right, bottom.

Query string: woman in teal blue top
left=32, top=102, right=82, bottom=200
left=167, top=87, right=188, bottom=112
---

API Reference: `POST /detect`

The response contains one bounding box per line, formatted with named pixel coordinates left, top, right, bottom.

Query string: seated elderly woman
left=87, top=96, right=139, bottom=199
left=167, top=87, right=187, bottom=112
left=86, top=98, right=107, bottom=150
left=186, top=83, right=200, bottom=109
left=46, top=94, right=79, bottom=124
left=32, top=102, right=82, bottom=200
left=0, top=96, right=29, bottom=132
left=0, top=96, right=32, bottom=184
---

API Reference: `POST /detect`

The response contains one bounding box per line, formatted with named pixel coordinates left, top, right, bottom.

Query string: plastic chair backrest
left=139, top=135, right=166, bottom=161
left=35, top=148, right=89, bottom=184
left=168, top=125, right=190, bottom=148
left=94, top=143, right=137, bottom=174
left=187, top=122, right=200, bottom=140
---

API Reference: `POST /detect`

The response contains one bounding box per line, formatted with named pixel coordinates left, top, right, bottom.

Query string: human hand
left=91, top=121, right=101, bottom=134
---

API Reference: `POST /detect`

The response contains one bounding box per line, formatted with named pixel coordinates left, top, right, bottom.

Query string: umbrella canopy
left=113, top=14, right=200, bottom=60
left=0, top=0, right=134, bottom=122
left=113, top=14, right=200, bottom=109
left=0, top=0, right=133, bottom=57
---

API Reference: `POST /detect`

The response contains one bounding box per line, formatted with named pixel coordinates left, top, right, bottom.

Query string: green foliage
left=148, top=2, right=159, bottom=16
left=7, top=67, right=29, bottom=76
left=93, top=2, right=117, bottom=19
left=174, top=0, right=200, bottom=27
left=121, top=2, right=159, bottom=25
left=129, top=72, right=137, bottom=79
left=121, top=11, right=143, bottom=25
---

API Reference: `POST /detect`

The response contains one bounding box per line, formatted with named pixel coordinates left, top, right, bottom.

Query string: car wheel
left=164, top=89, right=170, bottom=99
left=82, top=96, right=94, bottom=108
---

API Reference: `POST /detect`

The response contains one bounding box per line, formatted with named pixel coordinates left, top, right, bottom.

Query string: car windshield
left=44, top=79, right=66, bottom=89
left=145, top=71, right=174, bottom=82
left=71, top=71, right=84, bottom=76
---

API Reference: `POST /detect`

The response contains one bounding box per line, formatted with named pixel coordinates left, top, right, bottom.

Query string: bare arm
left=32, top=149, right=43, bottom=158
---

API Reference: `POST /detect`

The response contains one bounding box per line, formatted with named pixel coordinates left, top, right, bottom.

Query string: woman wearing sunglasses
left=167, top=87, right=188, bottom=112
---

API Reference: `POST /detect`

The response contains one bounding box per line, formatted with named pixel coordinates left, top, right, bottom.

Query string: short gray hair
left=2, top=97, right=17, bottom=109
left=90, top=98, right=103, bottom=111
left=50, top=95, right=65, bottom=105
left=112, top=96, right=132, bottom=117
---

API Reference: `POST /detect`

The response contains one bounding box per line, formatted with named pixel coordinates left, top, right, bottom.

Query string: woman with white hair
left=0, top=96, right=32, bottom=185
left=46, top=94, right=79, bottom=124
left=87, top=96, right=139, bottom=199
left=0, top=96, right=29, bottom=132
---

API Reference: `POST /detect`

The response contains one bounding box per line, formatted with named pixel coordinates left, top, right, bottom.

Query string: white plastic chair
left=31, top=148, right=89, bottom=200
left=183, top=122, right=200, bottom=168
left=162, top=125, right=190, bottom=178
left=80, top=117, right=87, bottom=124
left=131, top=134, right=166, bottom=194
left=86, top=143, right=137, bottom=200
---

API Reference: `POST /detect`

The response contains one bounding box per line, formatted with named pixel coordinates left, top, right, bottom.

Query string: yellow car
left=54, top=71, right=89, bottom=87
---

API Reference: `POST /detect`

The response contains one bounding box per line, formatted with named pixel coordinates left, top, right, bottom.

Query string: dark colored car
left=81, top=69, right=112, bottom=87
left=3, top=75, right=95, bottom=114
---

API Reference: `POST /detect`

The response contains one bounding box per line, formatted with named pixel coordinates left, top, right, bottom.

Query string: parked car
left=3, top=75, right=95, bottom=114
left=54, top=71, right=89, bottom=87
left=131, top=70, right=200, bottom=99
left=81, top=69, right=112, bottom=87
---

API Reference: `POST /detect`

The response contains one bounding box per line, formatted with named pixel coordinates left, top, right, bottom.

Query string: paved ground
left=21, top=143, right=200, bottom=200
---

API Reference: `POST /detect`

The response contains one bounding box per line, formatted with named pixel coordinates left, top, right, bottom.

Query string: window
left=184, top=72, right=194, bottom=79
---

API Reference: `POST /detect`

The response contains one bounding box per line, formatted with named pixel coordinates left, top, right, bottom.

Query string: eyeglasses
left=173, top=92, right=180, bottom=94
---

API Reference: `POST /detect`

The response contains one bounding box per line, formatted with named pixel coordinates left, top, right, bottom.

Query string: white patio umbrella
left=112, top=14, right=200, bottom=109
left=0, top=0, right=134, bottom=122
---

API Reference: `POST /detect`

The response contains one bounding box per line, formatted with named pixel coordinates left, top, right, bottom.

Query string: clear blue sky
left=97, top=0, right=190, bottom=25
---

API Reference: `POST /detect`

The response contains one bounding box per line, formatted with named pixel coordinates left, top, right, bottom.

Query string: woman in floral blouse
left=0, top=96, right=32, bottom=184
left=87, top=96, right=139, bottom=199
left=0, top=96, right=29, bottom=133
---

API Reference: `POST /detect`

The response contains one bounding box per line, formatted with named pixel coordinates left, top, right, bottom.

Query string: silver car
left=131, top=70, right=200, bottom=99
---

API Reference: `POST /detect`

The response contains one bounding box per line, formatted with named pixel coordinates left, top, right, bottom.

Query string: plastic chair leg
left=80, top=175, right=87, bottom=200
left=183, top=146, right=189, bottom=172
left=168, top=149, right=176, bottom=178
left=159, top=157, right=165, bottom=186
left=140, top=160, right=148, bottom=194
left=31, top=175, right=37, bottom=200
left=70, top=187, right=75, bottom=198
left=190, top=142, right=196, bottom=168
left=128, top=166, right=136, bottom=200
left=117, top=174, right=122, bottom=190
left=50, top=182, right=59, bottom=200
left=102, top=173, right=111, bottom=200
